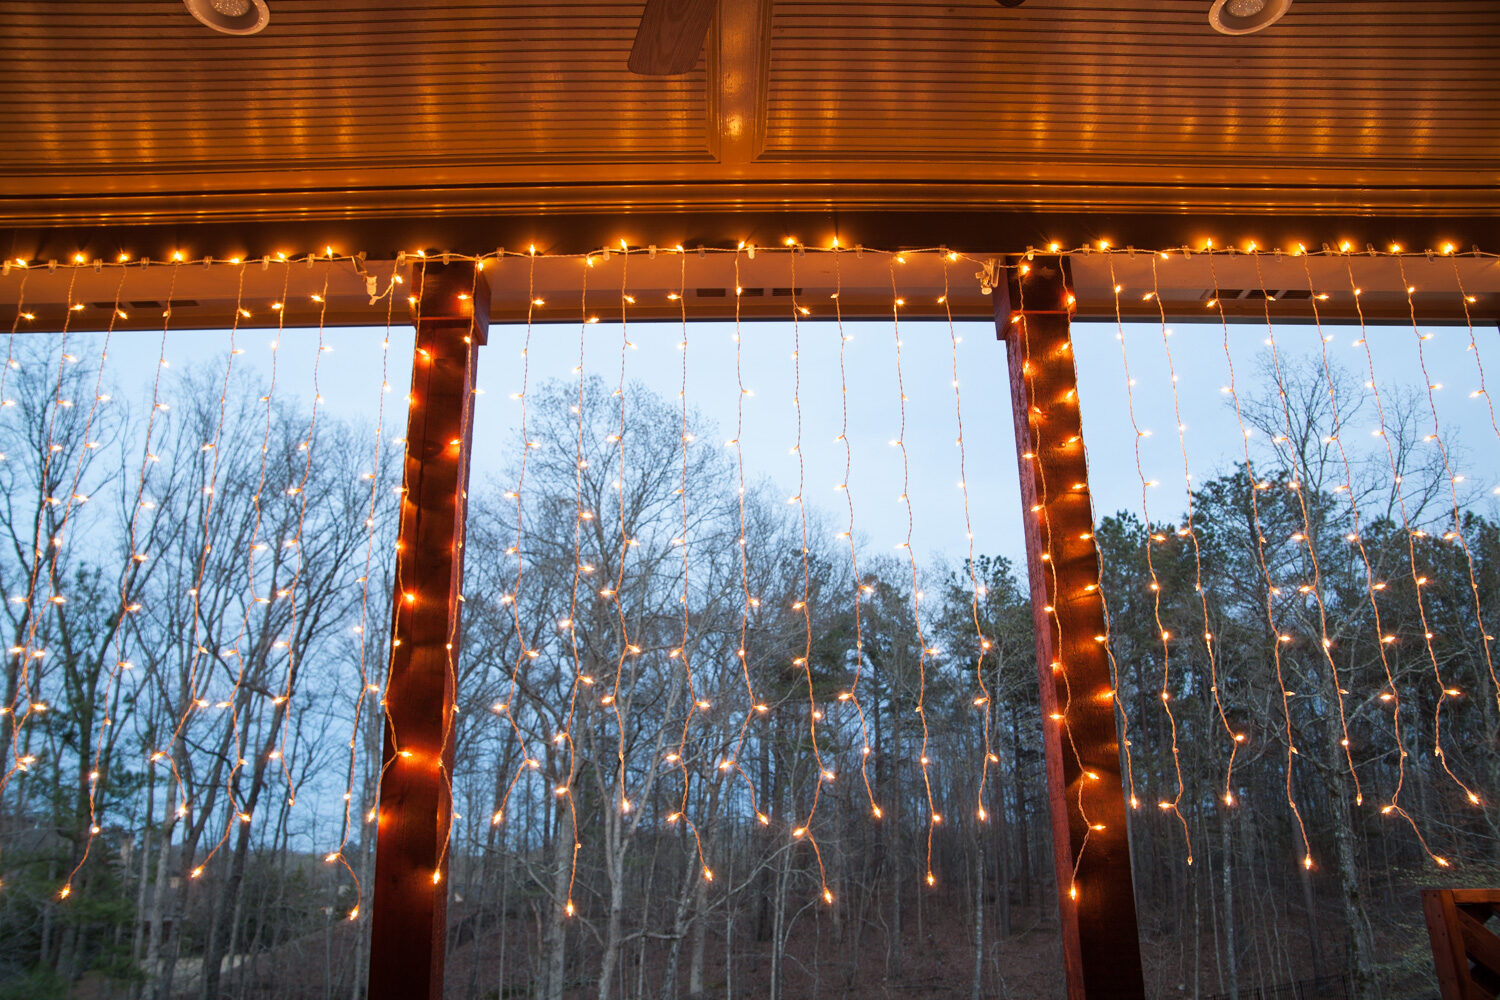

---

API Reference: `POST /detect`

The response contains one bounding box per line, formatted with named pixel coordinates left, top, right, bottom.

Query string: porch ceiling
left=2, top=0, right=1498, bottom=234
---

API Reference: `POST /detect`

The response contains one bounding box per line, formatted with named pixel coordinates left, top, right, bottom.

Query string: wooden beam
left=712, top=0, right=767, bottom=166
left=994, top=255, right=1146, bottom=1000
left=8, top=243, right=1496, bottom=336
left=4, top=210, right=1495, bottom=271
left=368, top=260, right=488, bottom=1000
left=1424, top=888, right=1500, bottom=1000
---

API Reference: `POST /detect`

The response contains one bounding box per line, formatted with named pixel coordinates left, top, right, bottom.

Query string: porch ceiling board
left=1, top=0, right=1497, bottom=229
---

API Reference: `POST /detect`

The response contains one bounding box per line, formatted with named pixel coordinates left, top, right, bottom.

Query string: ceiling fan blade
left=628, top=0, right=716, bottom=76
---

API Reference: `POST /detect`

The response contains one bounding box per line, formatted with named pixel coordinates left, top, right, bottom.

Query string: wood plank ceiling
left=1, top=0, right=1497, bottom=229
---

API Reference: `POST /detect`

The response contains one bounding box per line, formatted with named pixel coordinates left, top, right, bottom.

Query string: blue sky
left=43, top=313, right=1500, bottom=572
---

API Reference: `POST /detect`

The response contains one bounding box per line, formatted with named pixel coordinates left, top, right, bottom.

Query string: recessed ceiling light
left=183, top=0, right=270, bottom=35
left=1208, top=0, right=1290, bottom=34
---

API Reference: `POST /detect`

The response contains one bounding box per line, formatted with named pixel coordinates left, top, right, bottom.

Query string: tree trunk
left=770, top=847, right=791, bottom=1000
left=995, top=774, right=1011, bottom=938
left=660, top=849, right=702, bottom=1000
left=130, top=758, right=157, bottom=1000
left=545, top=805, right=572, bottom=1000
left=723, top=902, right=736, bottom=1000
left=1298, top=846, right=1321, bottom=981
left=689, top=877, right=708, bottom=997
left=200, top=726, right=284, bottom=1000
left=1007, top=702, right=1030, bottom=907
left=598, top=833, right=627, bottom=1000
left=1222, top=803, right=1237, bottom=1000
left=971, top=844, right=984, bottom=1000
left=144, top=816, right=177, bottom=1000
left=1329, top=787, right=1378, bottom=996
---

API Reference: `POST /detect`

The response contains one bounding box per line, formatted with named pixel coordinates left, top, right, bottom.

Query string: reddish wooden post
left=994, top=255, right=1146, bottom=999
left=368, top=260, right=488, bottom=1000
left=1422, top=888, right=1500, bottom=1000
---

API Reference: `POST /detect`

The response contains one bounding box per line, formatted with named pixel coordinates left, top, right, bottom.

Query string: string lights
left=549, top=244, right=592, bottom=918
left=606, top=241, right=635, bottom=821
left=431, top=260, right=483, bottom=899
left=940, top=252, right=997, bottom=824
left=831, top=246, right=880, bottom=820
left=1206, top=246, right=1313, bottom=870
left=57, top=266, right=130, bottom=895
left=376, top=257, right=425, bottom=844
left=330, top=256, right=404, bottom=921
left=1341, top=250, right=1481, bottom=810
left=1250, top=249, right=1362, bottom=806
left=727, top=245, right=769, bottom=824
left=277, top=268, right=334, bottom=797
left=669, top=245, right=713, bottom=886
left=1092, top=550, right=1140, bottom=815
left=1011, top=259, right=1104, bottom=905
left=1105, top=256, right=1191, bottom=864
left=138, top=264, right=205, bottom=877
left=789, top=244, right=833, bottom=902
left=888, top=254, right=941, bottom=888
left=1147, top=255, right=1240, bottom=811
left=4, top=240, right=1494, bottom=935
left=494, top=250, right=540, bottom=829
left=22, top=263, right=116, bottom=899
left=1, top=263, right=75, bottom=802
left=191, top=258, right=295, bottom=884
left=1448, top=256, right=1500, bottom=447
left=1395, top=256, right=1496, bottom=715
left=1296, top=251, right=1432, bottom=858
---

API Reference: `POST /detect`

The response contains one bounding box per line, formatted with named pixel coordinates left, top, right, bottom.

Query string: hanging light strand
left=57, top=264, right=135, bottom=897
left=1294, top=253, right=1440, bottom=858
left=1250, top=250, right=1363, bottom=804
left=276, top=265, right=334, bottom=794
left=1207, top=247, right=1314, bottom=870
left=790, top=245, right=832, bottom=902
left=429, top=259, right=484, bottom=898
left=1014, top=263, right=1099, bottom=901
left=668, top=246, right=713, bottom=883
left=26, top=263, right=110, bottom=902
left=1342, top=251, right=1481, bottom=808
left=726, top=247, right=767, bottom=822
left=889, top=254, right=940, bottom=887
left=832, top=247, right=880, bottom=819
left=156, top=260, right=249, bottom=878
left=605, top=242, right=635, bottom=818
left=1104, top=256, right=1190, bottom=863
left=205, top=259, right=292, bottom=857
left=331, top=256, right=403, bottom=919
left=376, top=261, right=425, bottom=818
left=0, top=266, right=29, bottom=406
left=1148, top=255, right=1239, bottom=809
left=1446, top=257, right=1500, bottom=443
left=552, top=252, right=593, bottom=917
left=1079, top=264, right=1139, bottom=817
left=143, top=263, right=211, bottom=858
left=6, top=266, right=84, bottom=794
left=1398, top=256, right=1497, bottom=775
left=940, top=252, right=996, bottom=822
left=202, top=262, right=329, bottom=880
left=494, top=252, right=539, bottom=826
left=1396, top=257, right=1497, bottom=702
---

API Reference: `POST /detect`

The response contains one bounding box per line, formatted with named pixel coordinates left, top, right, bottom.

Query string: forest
left=0, top=331, right=1495, bottom=1000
